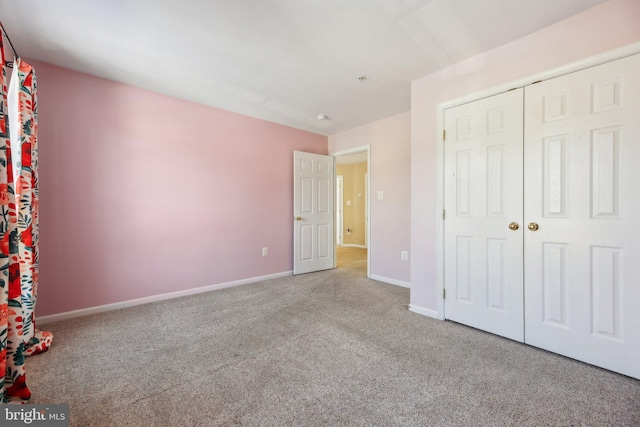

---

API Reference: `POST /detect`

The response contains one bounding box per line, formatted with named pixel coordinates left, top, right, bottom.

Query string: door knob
left=294, top=216, right=302, bottom=221
left=528, top=222, right=539, bottom=231
left=508, top=222, right=519, bottom=231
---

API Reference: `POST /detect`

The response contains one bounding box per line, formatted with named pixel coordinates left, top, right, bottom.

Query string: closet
left=443, top=53, right=640, bottom=379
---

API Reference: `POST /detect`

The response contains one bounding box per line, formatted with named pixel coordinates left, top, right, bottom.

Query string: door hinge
left=443, top=288, right=446, bottom=299
left=442, top=209, right=446, bottom=220
left=443, top=130, right=446, bottom=141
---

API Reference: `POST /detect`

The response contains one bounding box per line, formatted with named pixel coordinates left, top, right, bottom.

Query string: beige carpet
left=336, top=246, right=367, bottom=271
left=28, top=247, right=639, bottom=426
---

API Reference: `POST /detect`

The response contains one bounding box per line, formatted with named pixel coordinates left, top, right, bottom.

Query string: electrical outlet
left=262, top=247, right=269, bottom=256
left=401, top=251, right=408, bottom=261
left=378, top=190, right=384, bottom=200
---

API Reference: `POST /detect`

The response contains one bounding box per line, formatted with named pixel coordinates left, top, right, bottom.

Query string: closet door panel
left=524, top=54, right=640, bottom=379
left=444, top=89, right=524, bottom=342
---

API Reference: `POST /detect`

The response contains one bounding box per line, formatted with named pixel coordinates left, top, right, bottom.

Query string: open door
left=293, top=151, right=335, bottom=274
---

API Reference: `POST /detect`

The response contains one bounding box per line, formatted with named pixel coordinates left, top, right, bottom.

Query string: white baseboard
left=38, top=271, right=293, bottom=324
left=341, top=244, right=367, bottom=249
left=408, top=304, right=441, bottom=319
left=370, top=274, right=410, bottom=289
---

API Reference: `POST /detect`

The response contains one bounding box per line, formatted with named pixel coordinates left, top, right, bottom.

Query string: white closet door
left=524, top=54, right=640, bottom=379
left=444, top=89, right=525, bottom=342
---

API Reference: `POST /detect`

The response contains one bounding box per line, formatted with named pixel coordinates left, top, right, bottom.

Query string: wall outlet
left=378, top=190, right=384, bottom=200
left=262, top=247, right=269, bottom=256
left=401, top=251, right=409, bottom=261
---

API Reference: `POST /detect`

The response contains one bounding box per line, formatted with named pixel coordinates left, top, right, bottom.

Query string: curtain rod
left=0, top=22, right=19, bottom=68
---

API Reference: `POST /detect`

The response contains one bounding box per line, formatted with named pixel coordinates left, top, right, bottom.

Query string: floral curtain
left=0, top=29, right=52, bottom=403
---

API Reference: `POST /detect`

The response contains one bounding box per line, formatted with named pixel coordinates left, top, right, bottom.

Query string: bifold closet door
left=524, top=54, right=640, bottom=379
left=443, top=89, right=525, bottom=342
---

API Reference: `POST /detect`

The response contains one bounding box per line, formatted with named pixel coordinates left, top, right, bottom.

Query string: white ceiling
left=0, top=0, right=607, bottom=136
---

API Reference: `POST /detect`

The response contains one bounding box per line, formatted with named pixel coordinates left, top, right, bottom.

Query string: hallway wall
left=336, top=162, right=367, bottom=247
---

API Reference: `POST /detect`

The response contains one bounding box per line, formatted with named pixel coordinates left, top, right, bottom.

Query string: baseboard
left=341, top=244, right=367, bottom=249
left=370, top=274, right=410, bottom=289
left=408, top=304, right=440, bottom=319
left=38, top=271, right=293, bottom=324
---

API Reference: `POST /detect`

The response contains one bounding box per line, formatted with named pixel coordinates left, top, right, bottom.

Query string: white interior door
left=293, top=151, right=335, bottom=275
left=524, top=54, right=640, bottom=379
left=443, top=89, right=525, bottom=342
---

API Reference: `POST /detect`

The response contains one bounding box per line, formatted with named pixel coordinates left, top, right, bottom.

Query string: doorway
left=332, top=146, right=370, bottom=278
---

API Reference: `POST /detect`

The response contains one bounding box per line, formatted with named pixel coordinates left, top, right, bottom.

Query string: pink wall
left=34, top=61, right=327, bottom=316
left=410, top=0, right=640, bottom=313
left=329, top=112, right=411, bottom=284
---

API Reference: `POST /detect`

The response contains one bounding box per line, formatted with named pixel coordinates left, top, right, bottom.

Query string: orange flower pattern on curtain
left=0, top=32, right=52, bottom=403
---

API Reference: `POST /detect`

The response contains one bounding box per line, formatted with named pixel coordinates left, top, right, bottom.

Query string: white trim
left=331, top=145, right=371, bottom=158
left=371, top=274, right=410, bottom=289
left=331, top=144, right=371, bottom=278
left=435, top=43, right=640, bottom=320
left=342, top=244, right=367, bottom=249
left=38, top=271, right=293, bottom=324
left=336, top=175, right=344, bottom=246
left=408, top=304, right=440, bottom=320
left=365, top=172, right=369, bottom=250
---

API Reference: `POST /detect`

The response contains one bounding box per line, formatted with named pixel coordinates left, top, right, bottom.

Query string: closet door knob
left=508, top=222, right=519, bottom=230
left=528, top=222, right=539, bottom=231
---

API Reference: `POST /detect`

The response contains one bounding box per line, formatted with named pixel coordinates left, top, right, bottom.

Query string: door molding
left=435, top=41, right=640, bottom=320
left=331, top=145, right=371, bottom=278
left=336, top=175, right=344, bottom=246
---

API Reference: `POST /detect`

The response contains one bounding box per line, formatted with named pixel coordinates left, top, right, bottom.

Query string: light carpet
left=28, top=247, right=639, bottom=426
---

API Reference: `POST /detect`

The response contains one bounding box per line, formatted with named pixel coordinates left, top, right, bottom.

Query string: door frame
left=435, top=42, right=640, bottom=320
left=331, top=145, right=371, bottom=278
left=336, top=175, right=344, bottom=246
